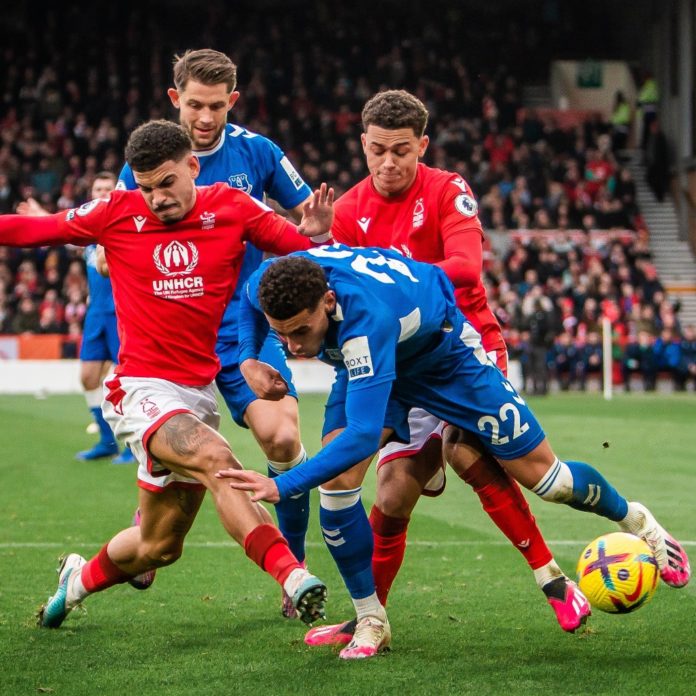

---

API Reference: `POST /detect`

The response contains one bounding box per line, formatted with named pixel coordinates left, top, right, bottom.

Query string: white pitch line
left=1, top=540, right=695, bottom=550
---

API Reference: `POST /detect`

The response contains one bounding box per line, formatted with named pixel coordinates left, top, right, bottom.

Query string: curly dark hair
left=259, top=256, right=328, bottom=320
left=361, top=89, right=429, bottom=137
left=125, top=120, right=192, bottom=173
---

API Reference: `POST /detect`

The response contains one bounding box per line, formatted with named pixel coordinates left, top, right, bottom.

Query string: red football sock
left=81, top=544, right=132, bottom=593
left=369, top=506, right=410, bottom=606
left=461, top=456, right=553, bottom=570
left=244, top=524, right=299, bottom=587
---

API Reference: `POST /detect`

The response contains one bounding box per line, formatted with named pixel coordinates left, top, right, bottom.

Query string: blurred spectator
left=577, top=331, right=604, bottom=390
left=610, top=90, right=631, bottom=153
left=11, top=296, right=40, bottom=334
left=550, top=331, right=580, bottom=391
left=519, top=290, right=557, bottom=395
left=653, top=327, right=686, bottom=390
left=637, top=71, right=659, bottom=150
left=38, top=304, right=63, bottom=333
left=622, top=330, right=658, bottom=391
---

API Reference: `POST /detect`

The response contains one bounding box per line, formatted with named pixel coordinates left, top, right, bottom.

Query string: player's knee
left=141, top=537, right=184, bottom=568
left=376, top=464, right=422, bottom=518
left=259, top=424, right=300, bottom=463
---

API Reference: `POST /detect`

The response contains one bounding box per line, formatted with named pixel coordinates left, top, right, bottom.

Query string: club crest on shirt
left=412, top=198, right=425, bottom=228
left=228, top=173, right=253, bottom=194
left=200, top=211, right=216, bottom=230
left=152, top=241, right=204, bottom=299
left=324, top=347, right=344, bottom=361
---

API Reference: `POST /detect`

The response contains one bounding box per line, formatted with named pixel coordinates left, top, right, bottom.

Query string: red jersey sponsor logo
left=152, top=240, right=204, bottom=299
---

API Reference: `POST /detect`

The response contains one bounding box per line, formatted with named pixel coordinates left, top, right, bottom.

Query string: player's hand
left=96, top=245, right=110, bottom=277
left=215, top=468, right=280, bottom=503
left=297, top=183, right=334, bottom=239
left=240, top=358, right=289, bottom=400
left=16, top=197, right=50, bottom=217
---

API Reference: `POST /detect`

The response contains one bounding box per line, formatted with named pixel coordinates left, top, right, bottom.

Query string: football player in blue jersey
left=18, top=172, right=135, bottom=464
left=221, top=246, right=691, bottom=658
left=118, top=49, right=321, bottom=613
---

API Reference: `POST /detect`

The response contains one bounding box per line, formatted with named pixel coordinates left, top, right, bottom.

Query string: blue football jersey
left=83, top=244, right=115, bottom=314
left=241, top=245, right=545, bottom=499
left=118, top=122, right=312, bottom=343
left=243, top=244, right=460, bottom=389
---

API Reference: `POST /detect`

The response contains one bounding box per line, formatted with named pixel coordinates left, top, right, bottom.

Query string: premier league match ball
left=576, top=532, right=659, bottom=614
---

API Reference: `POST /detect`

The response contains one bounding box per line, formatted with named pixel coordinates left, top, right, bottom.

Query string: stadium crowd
left=0, top=1, right=693, bottom=390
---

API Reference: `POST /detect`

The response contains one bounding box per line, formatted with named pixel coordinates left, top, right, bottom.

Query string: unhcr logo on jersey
left=152, top=240, right=204, bottom=300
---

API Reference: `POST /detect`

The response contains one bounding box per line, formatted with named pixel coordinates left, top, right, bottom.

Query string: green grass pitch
left=1, top=392, right=695, bottom=695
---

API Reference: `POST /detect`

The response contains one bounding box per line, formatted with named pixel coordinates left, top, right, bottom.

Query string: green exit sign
left=577, top=60, right=603, bottom=88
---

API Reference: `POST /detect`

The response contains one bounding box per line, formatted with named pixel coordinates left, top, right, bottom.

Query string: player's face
left=133, top=155, right=201, bottom=224
left=361, top=125, right=429, bottom=197
left=91, top=177, right=115, bottom=199
left=266, top=292, right=335, bottom=359
left=168, top=80, right=240, bottom=150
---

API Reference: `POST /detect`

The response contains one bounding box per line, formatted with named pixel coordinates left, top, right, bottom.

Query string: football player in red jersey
left=0, top=119, right=334, bottom=630
left=300, top=90, right=591, bottom=654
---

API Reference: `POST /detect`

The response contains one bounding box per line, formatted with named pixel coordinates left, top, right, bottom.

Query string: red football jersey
left=0, top=183, right=313, bottom=384
left=332, top=163, right=504, bottom=357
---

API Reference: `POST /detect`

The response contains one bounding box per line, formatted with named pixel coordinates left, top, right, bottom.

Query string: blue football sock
left=268, top=462, right=310, bottom=563
left=90, top=406, right=117, bottom=446
left=533, top=458, right=628, bottom=522
left=319, top=489, right=374, bottom=600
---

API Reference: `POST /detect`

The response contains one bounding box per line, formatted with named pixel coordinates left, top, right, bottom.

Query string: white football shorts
left=102, top=374, right=220, bottom=492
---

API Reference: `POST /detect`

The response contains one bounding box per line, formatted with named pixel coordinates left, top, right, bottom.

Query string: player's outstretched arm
left=215, top=469, right=280, bottom=504
left=0, top=213, right=93, bottom=248
left=217, top=379, right=391, bottom=500
left=296, top=183, right=334, bottom=239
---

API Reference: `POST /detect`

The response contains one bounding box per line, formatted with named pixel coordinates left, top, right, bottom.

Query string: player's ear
left=227, top=91, right=240, bottom=111
left=167, top=88, right=181, bottom=108
left=418, top=134, right=429, bottom=158
left=360, top=133, right=368, bottom=154
left=188, top=155, right=200, bottom=179
left=324, top=290, right=336, bottom=312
